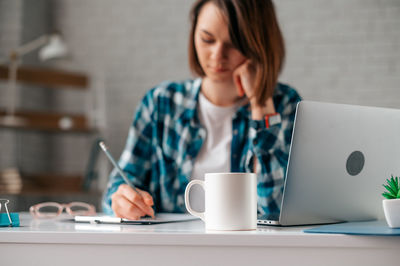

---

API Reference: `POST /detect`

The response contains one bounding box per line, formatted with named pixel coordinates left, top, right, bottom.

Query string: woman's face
left=194, top=2, right=246, bottom=83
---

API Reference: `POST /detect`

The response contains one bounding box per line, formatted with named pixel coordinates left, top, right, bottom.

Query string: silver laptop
left=258, top=100, right=400, bottom=226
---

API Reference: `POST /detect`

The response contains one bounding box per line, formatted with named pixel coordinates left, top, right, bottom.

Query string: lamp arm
left=6, top=54, right=19, bottom=116
left=5, top=35, right=49, bottom=116
left=12, top=35, right=49, bottom=59
left=0, top=33, right=65, bottom=126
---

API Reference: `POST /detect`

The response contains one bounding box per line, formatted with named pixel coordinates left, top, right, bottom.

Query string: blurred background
left=0, top=0, right=399, bottom=212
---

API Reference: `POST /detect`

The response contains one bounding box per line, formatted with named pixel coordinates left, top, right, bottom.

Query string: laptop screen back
left=279, top=101, right=400, bottom=226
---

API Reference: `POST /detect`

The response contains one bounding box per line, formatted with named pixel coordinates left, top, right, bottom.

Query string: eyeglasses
left=29, top=202, right=96, bottom=219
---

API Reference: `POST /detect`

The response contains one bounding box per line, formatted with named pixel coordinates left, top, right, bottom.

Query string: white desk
left=0, top=213, right=399, bottom=266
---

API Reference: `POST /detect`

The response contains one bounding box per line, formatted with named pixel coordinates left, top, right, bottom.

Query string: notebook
left=75, top=213, right=199, bottom=225
left=258, top=101, right=400, bottom=226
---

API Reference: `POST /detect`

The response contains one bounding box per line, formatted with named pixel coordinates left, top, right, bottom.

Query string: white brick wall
left=0, top=0, right=23, bottom=170
left=0, top=0, right=53, bottom=173
left=50, top=0, right=194, bottom=177
left=1, top=0, right=400, bottom=190
left=276, top=0, right=400, bottom=107
left=0, top=0, right=22, bottom=59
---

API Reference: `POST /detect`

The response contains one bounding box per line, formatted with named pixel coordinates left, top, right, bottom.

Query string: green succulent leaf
left=383, top=184, right=396, bottom=196
left=382, top=192, right=395, bottom=199
left=388, top=177, right=397, bottom=190
left=393, top=175, right=399, bottom=188
left=382, top=176, right=400, bottom=199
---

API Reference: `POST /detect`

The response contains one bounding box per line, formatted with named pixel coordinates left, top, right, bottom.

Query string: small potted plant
left=382, top=175, right=400, bottom=228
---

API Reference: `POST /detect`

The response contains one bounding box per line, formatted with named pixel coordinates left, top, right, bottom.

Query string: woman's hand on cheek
left=233, top=59, right=256, bottom=100
left=233, top=60, right=276, bottom=119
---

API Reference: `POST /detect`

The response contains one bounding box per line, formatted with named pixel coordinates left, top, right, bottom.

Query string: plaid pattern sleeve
left=102, top=79, right=301, bottom=216
left=246, top=83, right=301, bottom=215
left=102, top=90, right=155, bottom=215
left=102, top=79, right=203, bottom=214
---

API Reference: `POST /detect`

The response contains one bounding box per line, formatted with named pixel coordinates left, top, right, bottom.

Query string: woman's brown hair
left=188, top=0, right=285, bottom=106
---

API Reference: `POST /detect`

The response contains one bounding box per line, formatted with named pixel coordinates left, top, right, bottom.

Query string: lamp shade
left=39, top=34, right=68, bottom=61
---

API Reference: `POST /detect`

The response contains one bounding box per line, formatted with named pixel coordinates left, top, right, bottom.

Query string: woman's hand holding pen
left=111, top=184, right=155, bottom=220
left=233, top=60, right=276, bottom=120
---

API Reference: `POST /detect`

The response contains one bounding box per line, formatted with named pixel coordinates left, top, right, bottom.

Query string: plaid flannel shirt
left=102, top=78, right=301, bottom=215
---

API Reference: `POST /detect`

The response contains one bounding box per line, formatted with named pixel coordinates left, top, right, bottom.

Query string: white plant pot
left=383, top=199, right=400, bottom=228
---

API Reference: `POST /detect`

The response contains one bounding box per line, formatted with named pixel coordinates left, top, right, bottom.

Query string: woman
left=103, top=0, right=301, bottom=220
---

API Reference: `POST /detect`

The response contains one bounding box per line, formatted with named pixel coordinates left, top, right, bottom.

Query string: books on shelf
left=0, top=168, right=22, bottom=194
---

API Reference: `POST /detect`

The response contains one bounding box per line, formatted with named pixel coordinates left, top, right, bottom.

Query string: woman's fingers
left=120, top=185, right=155, bottom=217
left=233, top=62, right=247, bottom=97
left=137, top=189, right=154, bottom=207
left=235, top=75, right=245, bottom=97
left=111, top=184, right=155, bottom=219
left=233, top=60, right=256, bottom=98
left=111, top=193, right=146, bottom=220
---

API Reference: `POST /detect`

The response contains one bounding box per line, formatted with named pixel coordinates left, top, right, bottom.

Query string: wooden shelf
left=0, top=108, right=94, bottom=132
left=0, top=172, right=91, bottom=195
left=21, top=173, right=84, bottom=194
left=0, top=64, right=88, bottom=89
left=0, top=65, right=97, bottom=198
left=0, top=65, right=93, bottom=132
left=3, top=191, right=101, bottom=197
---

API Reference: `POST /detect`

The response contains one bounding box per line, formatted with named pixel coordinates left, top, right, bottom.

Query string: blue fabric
left=102, top=78, right=301, bottom=215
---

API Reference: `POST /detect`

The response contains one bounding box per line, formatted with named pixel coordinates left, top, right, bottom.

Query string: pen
left=99, top=141, right=140, bottom=194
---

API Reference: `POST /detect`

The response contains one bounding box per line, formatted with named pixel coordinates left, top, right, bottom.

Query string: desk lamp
left=0, top=33, right=68, bottom=127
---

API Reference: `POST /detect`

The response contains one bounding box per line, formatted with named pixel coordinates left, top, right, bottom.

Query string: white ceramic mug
left=185, top=173, right=257, bottom=231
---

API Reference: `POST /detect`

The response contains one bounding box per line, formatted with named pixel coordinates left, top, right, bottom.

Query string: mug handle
left=184, top=180, right=205, bottom=221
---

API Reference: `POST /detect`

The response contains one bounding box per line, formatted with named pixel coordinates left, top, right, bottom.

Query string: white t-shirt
left=189, top=92, right=238, bottom=211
